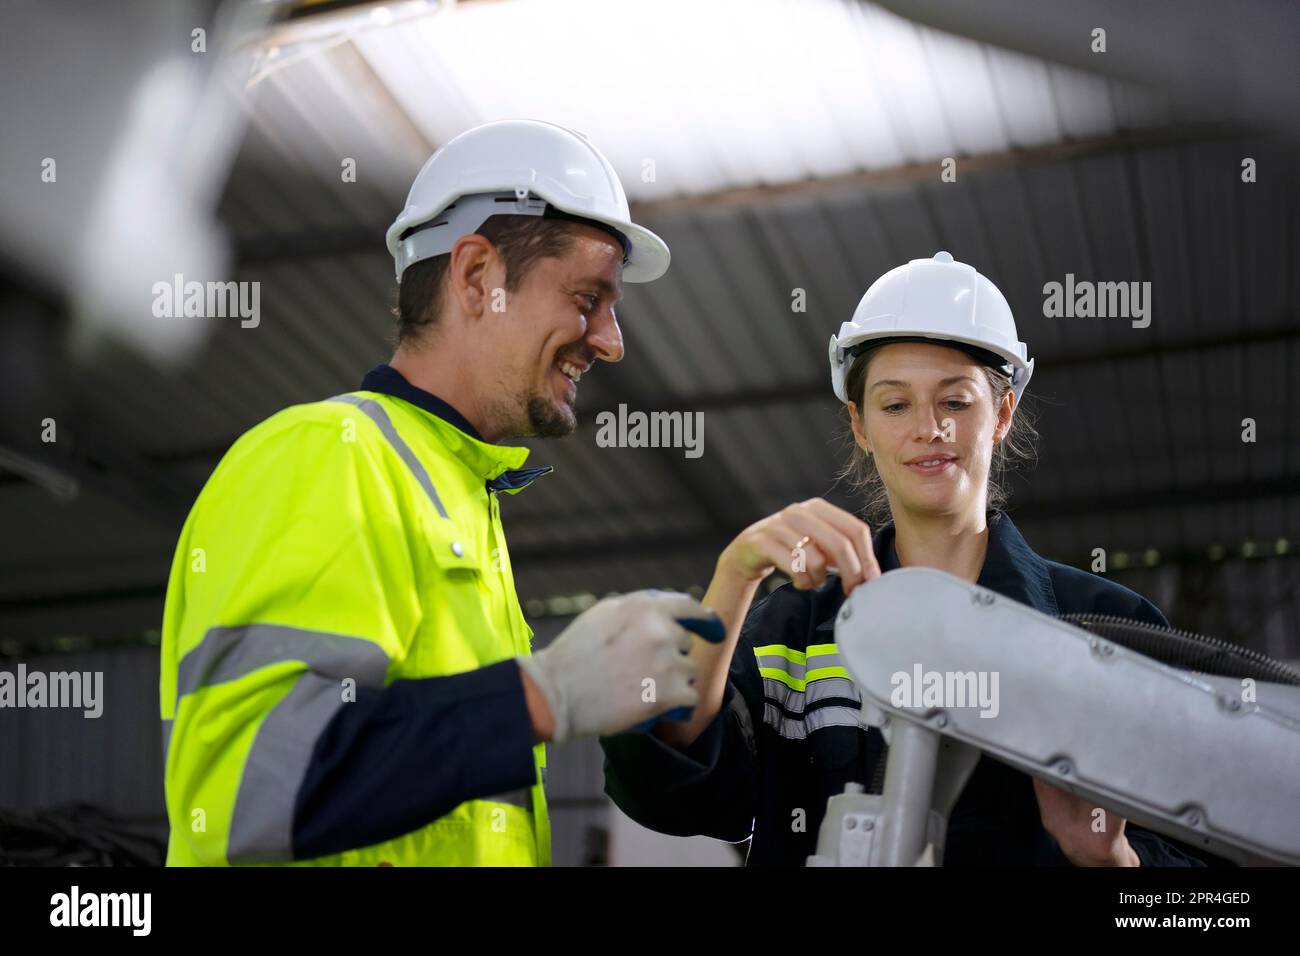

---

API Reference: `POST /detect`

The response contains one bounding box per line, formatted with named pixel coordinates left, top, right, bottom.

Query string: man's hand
left=517, top=590, right=721, bottom=743
left=1032, top=776, right=1141, bottom=866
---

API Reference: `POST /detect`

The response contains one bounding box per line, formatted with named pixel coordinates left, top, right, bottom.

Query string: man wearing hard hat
left=159, top=120, right=721, bottom=866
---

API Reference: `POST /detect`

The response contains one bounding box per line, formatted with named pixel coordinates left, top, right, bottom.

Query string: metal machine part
left=808, top=568, right=1300, bottom=866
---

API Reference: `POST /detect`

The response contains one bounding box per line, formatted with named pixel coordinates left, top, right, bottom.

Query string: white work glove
left=517, top=590, right=723, bottom=743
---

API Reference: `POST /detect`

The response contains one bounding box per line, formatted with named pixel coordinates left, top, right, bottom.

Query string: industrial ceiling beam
left=234, top=125, right=1250, bottom=266
left=575, top=322, right=1300, bottom=416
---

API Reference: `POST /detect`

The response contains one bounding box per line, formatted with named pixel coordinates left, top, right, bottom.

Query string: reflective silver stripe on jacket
left=762, top=676, right=860, bottom=716
left=753, top=648, right=847, bottom=682
left=327, top=393, right=449, bottom=518
left=230, top=672, right=351, bottom=863
left=762, top=703, right=864, bottom=741
left=174, top=624, right=392, bottom=863
left=176, top=624, right=391, bottom=703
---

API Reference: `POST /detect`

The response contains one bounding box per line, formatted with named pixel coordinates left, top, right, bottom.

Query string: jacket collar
left=970, top=511, right=1059, bottom=616
left=359, top=364, right=553, bottom=494
left=815, top=510, right=1058, bottom=634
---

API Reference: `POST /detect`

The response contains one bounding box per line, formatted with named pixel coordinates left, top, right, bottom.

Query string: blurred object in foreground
left=0, top=0, right=276, bottom=367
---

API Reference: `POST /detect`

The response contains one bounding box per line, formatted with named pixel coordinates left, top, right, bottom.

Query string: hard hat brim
left=545, top=204, right=668, bottom=283
left=617, top=219, right=671, bottom=283
left=391, top=197, right=671, bottom=284
left=544, top=201, right=670, bottom=282
left=847, top=333, right=1015, bottom=375
left=839, top=330, right=1030, bottom=378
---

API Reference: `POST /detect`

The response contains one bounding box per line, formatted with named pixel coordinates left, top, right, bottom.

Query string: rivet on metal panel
left=1218, top=695, right=1244, bottom=713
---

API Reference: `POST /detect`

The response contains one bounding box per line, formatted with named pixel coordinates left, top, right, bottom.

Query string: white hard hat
left=386, top=119, right=669, bottom=283
left=828, top=251, right=1034, bottom=404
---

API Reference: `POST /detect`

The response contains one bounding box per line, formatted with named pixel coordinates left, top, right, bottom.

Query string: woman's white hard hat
left=386, top=119, right=670, bottom=283
left=829, top=251, right=1034, bottom=404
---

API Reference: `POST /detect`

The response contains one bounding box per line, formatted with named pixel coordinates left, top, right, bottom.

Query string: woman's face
left=849, top=342, right=1015, bottom=519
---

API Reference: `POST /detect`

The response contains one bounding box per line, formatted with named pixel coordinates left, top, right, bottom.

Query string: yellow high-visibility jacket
left=161, top=366, right=551, bottom=865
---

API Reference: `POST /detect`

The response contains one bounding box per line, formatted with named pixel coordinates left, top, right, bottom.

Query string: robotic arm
left=810, top=568, right=1300, bottom=866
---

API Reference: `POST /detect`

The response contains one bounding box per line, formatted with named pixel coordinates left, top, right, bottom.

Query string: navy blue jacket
left=602, top=510, right=1225, bottom=867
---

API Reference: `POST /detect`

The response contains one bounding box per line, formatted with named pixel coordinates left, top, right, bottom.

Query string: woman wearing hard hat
left=601, top=251, right=1220, bottom=867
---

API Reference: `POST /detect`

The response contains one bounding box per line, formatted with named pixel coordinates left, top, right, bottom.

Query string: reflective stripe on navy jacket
left=601, top=509, right=1229, bottom=867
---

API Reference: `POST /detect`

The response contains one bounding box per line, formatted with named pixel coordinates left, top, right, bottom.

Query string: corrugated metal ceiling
left=2, top=1, right=1295, bottom=655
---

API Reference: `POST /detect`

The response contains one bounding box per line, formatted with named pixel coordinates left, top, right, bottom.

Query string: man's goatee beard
left=527, top=396, right=576, bottom=438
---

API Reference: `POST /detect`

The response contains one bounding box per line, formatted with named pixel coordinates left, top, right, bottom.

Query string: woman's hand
left=655, top=499, right=882, bottom=752
left=1032, top=776, right=1141, bottom=866
left=716, top=498, right=882, bottom=595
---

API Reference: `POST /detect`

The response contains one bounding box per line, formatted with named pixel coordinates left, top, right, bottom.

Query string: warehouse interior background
left=1, top=0, right=1298, bottom=865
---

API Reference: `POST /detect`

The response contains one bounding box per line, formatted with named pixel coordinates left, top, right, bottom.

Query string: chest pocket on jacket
left=407, top=523, right=495, bottom=678
left=426, top=524, right=482, bottom=575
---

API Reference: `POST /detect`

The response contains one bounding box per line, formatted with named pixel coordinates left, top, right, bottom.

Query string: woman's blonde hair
left=836, top=342, right=1040, bottom=527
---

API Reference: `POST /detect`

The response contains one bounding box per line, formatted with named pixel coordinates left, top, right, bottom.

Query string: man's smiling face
left=485, top=222, right=626, bottom=439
